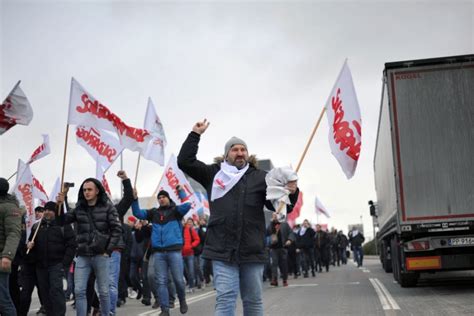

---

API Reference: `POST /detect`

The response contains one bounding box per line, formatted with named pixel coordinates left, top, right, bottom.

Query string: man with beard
left=177, top=119, right=299, bottom=316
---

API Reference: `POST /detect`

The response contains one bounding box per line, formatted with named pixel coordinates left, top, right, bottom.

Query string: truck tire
left=390, top=237, right=400, bottom=281
left=382, top=240, right=392, bottom=273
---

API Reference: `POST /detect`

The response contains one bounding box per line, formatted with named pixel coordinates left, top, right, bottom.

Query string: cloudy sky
left=1, top=0, right=473, bottom=238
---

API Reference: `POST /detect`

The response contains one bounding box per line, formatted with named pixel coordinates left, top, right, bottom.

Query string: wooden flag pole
left=27, top=123, right=70, bottom=254
left=58, top=124, right=70, bottom=216
left=276, top=106, right=327, bottom=214
left=295, top=107, right=327, bottom=173
left=26, top=218, right=42, bottom=255
left=134, top=154, right=141, bottom=188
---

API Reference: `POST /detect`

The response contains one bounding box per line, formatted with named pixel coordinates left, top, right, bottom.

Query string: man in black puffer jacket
left=26, top=201, right=76, bottom=316
left=57, top=177, right=121, bottom=316
left=177, top=119, right=299, bottom=316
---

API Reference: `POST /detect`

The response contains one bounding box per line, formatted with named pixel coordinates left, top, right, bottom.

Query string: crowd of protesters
left=0, top=119, right=365, bottom=316
left=263, top=216, right=364, bottom=287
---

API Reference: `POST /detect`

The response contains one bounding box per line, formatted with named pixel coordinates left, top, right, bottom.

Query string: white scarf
left=211, top=161, right=249, bottom=201
left=299, top=226, right=307, bottom=236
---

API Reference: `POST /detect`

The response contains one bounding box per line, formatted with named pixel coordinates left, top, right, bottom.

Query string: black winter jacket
left=113, top=178, right=134, bottom=251
left=27, top=219, right=76, bottom=268
left=295, top=227, right=315, bottom=249
left=178, top=132, right=299, bottom=263
left=59, top=178, right=122, bottom=256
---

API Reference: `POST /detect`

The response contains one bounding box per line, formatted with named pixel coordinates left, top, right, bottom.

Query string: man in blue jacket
left=132, top=186, right=191, bottom=316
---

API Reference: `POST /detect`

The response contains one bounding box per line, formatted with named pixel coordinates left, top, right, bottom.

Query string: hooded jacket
left=59, top=178, right=122, bottom=256
left=177, top=131, right=299, bottom=264
left=0, top=194, right=22, bottom=272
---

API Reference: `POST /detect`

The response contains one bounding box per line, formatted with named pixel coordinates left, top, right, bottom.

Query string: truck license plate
left=448, top=237, right=474, bottom=246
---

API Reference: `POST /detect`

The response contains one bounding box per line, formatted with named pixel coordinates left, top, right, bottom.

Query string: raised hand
left=192, top=119, right=210, bottom=135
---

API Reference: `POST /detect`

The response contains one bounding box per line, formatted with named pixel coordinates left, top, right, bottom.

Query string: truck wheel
left=382, top=241, right=392, bottom=273
left=390, top=237, right=400, bottom=281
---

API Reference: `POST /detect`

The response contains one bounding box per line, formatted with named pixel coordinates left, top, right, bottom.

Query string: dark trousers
left=271, top=248, right=288, bottom=281
left=301, top=248, right=315, bottom=275
left=0, top=271, right=16, bottom=316
left=19, top=263, right=43, bottom=316
left=36, top=263, right=66, bottom=316
left=9, top=264, right=20, bottom=312
left=118, top=254, right=130, bottom=300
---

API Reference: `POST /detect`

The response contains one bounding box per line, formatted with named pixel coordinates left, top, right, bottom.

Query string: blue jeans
left=0, top=271, right=16, bottom=316
left=75, top=255, right=110, bottom=316
left=108, top=251, right=121, bottom=315
left=354, top=246, right=364, bottom=267
left=183, top=255, right=195, bottom=289
left=212, top=260, right=264, bottom=316
left=153, top=251, right=186, bottom=312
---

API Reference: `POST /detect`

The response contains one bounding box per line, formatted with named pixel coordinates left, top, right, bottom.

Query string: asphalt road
left=27, top=256, right=474, bottom=315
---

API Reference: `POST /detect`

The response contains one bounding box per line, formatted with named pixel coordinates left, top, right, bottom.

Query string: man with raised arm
left=177, top=119, right=299, bottom=316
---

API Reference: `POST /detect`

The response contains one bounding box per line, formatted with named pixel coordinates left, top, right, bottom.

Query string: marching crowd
left=0, top=119, right=365, bottom=316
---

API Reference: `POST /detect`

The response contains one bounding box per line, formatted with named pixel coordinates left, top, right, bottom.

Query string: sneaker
left=141, top=298, right=151, bottom=306
left=136, top=289, right=142, bottom=300
left=128, top=288, right=138, bottom=299
left=36, top=306, right=46, bottom=315
left=303, top=273, right=309, bottom=278
left=186, top=287, right=194, bottom=294
left=152, top=301, right=160, bottom=309
left=179, top=299, right=188, bottom=314
left=270, top=280, right=278, bottom=287
left=283, top=280, right=288, bottom=287
left=169, top=301, right=175, bottom=309
left=159, top=311, right=170, bottom=316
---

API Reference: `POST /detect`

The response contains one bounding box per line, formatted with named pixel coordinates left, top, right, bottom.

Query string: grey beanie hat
left=224, top=136, right=247, bottom=158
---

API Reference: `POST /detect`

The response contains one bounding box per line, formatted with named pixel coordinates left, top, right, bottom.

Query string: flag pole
left=276, top=106, right=327, bottom=214
left=134, top=153, right=141, bottom=188
left=26, top=219, right=42, bottom=255
left=295, top=107, right=326, bottom=173
left=58, top=124, right=70, bottom=216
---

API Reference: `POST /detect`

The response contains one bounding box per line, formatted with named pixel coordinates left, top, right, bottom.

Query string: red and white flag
left=13, top=160, right=35, bottom=241
left=27, top=134, right=51, bottom=164
left=32, top=176, right=49, bottom=206
left=142, top=98, right=167, bottom=165
left=315, top=195, right=330, bottom=218
left=0, top=81, right=33, bottom=135
left=156, top=154, right=202, bottom=219
left=324, top=60, right=362, bottom=179
left=287, top=191, right=303, bottom=228
left=76, top=126, right=124, bottom=172
left=68, top=78, right=153, bottom=155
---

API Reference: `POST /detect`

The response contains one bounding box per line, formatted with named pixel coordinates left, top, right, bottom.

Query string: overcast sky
left=1, top=0, right=473, bottom=238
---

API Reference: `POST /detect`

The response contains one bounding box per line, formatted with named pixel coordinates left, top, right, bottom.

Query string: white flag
left=0, top=81, right=33, bottom=135
left=68, top=78, right=154, bottom=154
left=13, top=160, right=35, bottom=241
left=142, top=98, right=167, bottom=165
left=315, top=195, right=330, bottom=218
left=49, top=177, right=67, bottom=213
left=32, top=176, right=49, bottom=206
left=157, top=154, right=201, bottom=219
left=27, top=134, right=51, bottom=164
left=324, top=60, right=362, bottom=179
left=76, top=126, right=124, bottom=172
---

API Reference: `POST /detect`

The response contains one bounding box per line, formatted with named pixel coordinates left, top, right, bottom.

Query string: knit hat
left=127, top=216, right=137, bottom=223
left=157, top=190, right=170, bottom=200
left=224, top=136, right=247, bottom=158
left=0, top=178, right=9, bottom=195
left=44, top=201, right=57, bottom=212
